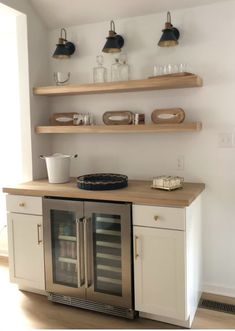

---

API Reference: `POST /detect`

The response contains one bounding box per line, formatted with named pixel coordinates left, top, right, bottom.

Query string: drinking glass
left=172, top=64, right=179, bottom=74
left=168, top=64, right=173, bottom=74
left=153, top=65, right=163, bottom=76
left=163, top=64, right=168, bottom=75
left=178, top=63, right=187, bottom=73
left=54, top=72, right=70, bottom=86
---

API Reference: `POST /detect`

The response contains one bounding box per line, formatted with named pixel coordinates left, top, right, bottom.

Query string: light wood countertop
left=2, top=178, right=205, bottom=207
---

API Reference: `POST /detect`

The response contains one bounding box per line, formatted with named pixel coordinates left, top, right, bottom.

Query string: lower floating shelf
left=35, top=122, right=202, bottom=134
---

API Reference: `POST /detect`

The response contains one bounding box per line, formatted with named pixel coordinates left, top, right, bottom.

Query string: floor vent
left=199, top=299, right=235, bottom=315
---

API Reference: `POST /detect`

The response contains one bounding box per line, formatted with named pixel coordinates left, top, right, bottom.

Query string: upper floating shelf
left=33, top=73, right=203, bottom=96
left=35, top=122, right=202, bottom=134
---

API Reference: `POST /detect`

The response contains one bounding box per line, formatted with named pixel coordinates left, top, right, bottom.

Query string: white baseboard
left=203, top=284, right=235, bottom=298
left=140, top=312, right=191, bottom=328
left=18, top=285, right=47, bottom=296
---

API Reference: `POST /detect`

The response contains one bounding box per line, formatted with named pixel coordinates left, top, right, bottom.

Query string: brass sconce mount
left=102, top=20, right=124, bottom=53
left=158, top=11, right=180, bottom=47
left=53, top=28, right=76, bottom=59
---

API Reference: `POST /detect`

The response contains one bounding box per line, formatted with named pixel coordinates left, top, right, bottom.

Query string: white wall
left=0, top=6, right=24, bottom=249
left=47, top=0, right=235, bottom=297
left=0, top=0, right=52, bottom=179
left=0, top=7, right=23, bottom=183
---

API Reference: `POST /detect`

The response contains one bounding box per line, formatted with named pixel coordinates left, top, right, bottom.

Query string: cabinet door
left=7, top=213, right=45, bottom=290
left=133, top=226, right=187, bottom=321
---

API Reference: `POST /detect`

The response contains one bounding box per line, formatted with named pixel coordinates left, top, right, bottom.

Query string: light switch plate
left=177, top=155, right=184, bottom=170
left=218, top=133, right=233, bottom=148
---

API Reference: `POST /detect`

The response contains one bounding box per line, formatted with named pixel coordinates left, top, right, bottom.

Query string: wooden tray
left=151, top=184, right=183, bottom=191
left=148, top=72, right=193, bottom=79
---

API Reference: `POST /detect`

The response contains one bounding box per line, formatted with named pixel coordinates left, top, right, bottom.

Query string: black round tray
left=77, top=173, right=128, bottom=191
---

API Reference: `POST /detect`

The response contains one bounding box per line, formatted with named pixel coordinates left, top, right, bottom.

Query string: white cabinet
left=6, top=195, right=45, bottom=292
left=133, top=196, right=202, bottom=328
left=134, top=226, right=186, bottom=320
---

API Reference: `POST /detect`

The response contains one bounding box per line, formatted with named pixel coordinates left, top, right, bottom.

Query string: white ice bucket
left=40, top=153, right=78, bottom=184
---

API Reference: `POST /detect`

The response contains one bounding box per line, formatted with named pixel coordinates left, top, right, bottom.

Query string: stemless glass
left=178, top=63, right=187, bottom=73
left=153, top=65, right=158, bottom=76
left=172, top=64, right=179, bottom=74
left=54, top=72, right=70, bottom=86
left=163, top=64, right=168, bottom=75
left=167, top=64, right=172, bottom=74
left=153, top=65, right=163, bottom=76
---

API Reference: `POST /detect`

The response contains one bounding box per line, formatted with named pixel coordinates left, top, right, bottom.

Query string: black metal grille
left=48, top=293, right=136, bottom=319
left=199, top=299, right=235, bottom=315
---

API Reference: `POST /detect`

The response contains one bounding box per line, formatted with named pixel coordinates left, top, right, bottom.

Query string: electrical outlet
left=218, top=133, right=233, bottom=148
left=177, top=156, right=184, bottom=170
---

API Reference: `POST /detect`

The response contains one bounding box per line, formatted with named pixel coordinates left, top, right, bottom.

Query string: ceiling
left=30, top=0, right=224, bottom=29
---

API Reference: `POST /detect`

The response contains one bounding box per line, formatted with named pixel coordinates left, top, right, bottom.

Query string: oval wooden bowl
left=151, top=108, right=185, bottom=124
left=103, top=111, right=133, bottom=125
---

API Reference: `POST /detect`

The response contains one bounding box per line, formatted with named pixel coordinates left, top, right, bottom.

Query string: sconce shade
left=158, top=12, right=180, bottom=47
left=52, top=28, right=76, bottom=59
left=158, top=28, right=179, bottom=47
left=102, top=20, right=124, bottom=53
left=53, top=42, right=76, bottom=59
left=102, top=35, right=124, bottom=53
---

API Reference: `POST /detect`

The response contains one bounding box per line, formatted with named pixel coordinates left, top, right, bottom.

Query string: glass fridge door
left=93, top=212, right=122, bottom=297
left=43, top=198, right=85, bottom=297
left=51, top=209, right=78, bottom=287
left=85, top=201, right=133, bottom=309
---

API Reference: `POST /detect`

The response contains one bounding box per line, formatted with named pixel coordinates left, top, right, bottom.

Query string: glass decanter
left=111, top=58, right=120, bottom=82
left=119, top=54, right=130, bottom=81
left=93, top=55, right=107, bottom=83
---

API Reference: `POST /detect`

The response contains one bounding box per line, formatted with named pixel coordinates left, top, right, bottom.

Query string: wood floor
left=1, top=257, right=235, bottom=329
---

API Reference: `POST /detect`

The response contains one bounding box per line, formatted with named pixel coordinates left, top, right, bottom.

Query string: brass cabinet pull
left=135, top=235, right=139, bottom=259
left=37, top=224, right=42, bottom=245
left=154, top=215, right=159, bottom=221
left=19, top=202, right=25, bottom=207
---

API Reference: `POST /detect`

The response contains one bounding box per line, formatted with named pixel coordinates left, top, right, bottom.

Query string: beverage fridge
left=43, top=197, right=135, bottom=318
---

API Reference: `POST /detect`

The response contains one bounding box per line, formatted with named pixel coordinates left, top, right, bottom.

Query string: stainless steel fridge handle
left=83, top=217, right=90, bottom=288
left=76, top=218, right=84, bottom=288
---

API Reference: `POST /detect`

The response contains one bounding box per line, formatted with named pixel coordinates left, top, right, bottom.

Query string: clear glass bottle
left=93, top=55, right=107, bottom=83
left=111, top=58, right=120, bottom=82
left=119, top=54, right=130, bottom=81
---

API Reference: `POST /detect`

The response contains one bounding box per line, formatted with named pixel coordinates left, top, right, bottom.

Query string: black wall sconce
left=158, top=12, right=180, bottom=47
left=102, top=20, right=124, bottom=53
left=52, top=28, right=76, bottom=59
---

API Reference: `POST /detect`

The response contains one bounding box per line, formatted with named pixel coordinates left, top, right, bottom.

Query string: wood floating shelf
left=35, top=122, right=202, bottom=134
left=33, top=73, right=203, bottom=96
